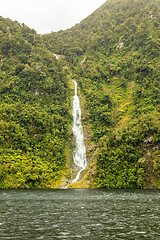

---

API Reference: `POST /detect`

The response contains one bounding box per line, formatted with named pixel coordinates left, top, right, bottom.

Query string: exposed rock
left=144, top=136, right=154, bottom=144
left=117, top=42, right=124, bottom=49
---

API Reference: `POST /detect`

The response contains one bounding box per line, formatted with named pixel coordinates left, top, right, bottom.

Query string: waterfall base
left=65, top=167, right=85, bottom=189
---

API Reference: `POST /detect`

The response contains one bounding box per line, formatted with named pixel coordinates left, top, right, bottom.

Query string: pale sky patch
left=0, top=0, right=106, bottom=34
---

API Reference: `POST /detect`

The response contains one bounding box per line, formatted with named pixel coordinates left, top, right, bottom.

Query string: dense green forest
left=0, top=17, right=72, bottom=188
left=0, top=0, right=160, bottom=189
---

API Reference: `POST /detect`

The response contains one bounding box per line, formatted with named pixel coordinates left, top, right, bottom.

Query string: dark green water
left=0, top=189, right=160, bottom=239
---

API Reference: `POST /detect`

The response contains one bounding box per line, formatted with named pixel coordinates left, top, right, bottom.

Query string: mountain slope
left=0, top=17, right=71, bottom=188
left=43, top=0, right=160, bottom=61
left=43, top=0, right=160, bottom=188
left=0, top=0, right=160, bottom=189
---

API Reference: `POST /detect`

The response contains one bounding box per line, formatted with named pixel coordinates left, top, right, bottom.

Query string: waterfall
left=80, top=57, right=86, bottom=64
left=72, top=80, right=87, bottom=170
left=54, top=54, right=60, bottom=60
left=65, top=80, right=87, bottom=188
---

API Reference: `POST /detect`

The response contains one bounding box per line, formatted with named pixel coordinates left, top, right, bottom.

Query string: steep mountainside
left=44, top=0, right=160, bottom=188
left=43, top=0, right=160, bottom=62
left=0, top=0, right=160, bottom=189
left=0, top=17, right=71, bottom=188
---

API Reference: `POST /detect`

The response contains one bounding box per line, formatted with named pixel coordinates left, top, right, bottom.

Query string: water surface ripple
left=0, top=189, right=160, bottom=239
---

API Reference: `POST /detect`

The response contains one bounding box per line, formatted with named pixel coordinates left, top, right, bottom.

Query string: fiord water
left=1, top=189, right=160, bottom=240
left=71, top=80, right=87, bottom=182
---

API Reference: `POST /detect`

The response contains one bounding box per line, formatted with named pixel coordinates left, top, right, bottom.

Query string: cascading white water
left=65, top=80, right=87, bottom=188
left=71, top=80, right=87, bottom=182
left=54, top=54, right=60, bottom=60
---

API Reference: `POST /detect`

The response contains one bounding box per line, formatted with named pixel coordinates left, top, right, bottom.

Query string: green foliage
left=42, top=0, right=160, bottom=188
left=0, top=0, right=160, bottom=189
left=0, top=17, right=71, bottom=188
left=96, top=113, right=160, bottom=188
